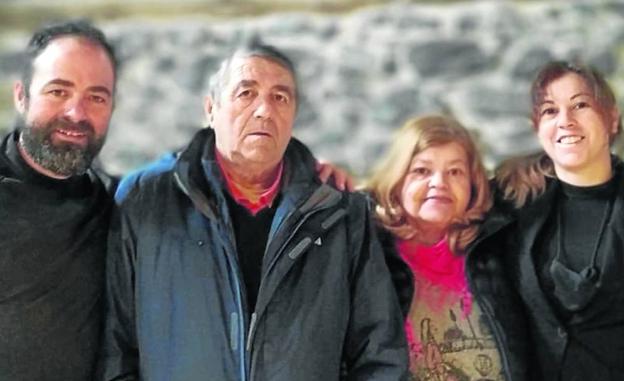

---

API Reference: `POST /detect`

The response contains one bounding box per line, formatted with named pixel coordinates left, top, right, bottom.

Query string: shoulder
left=115, top=152, right=178, bottom=203
left=341, top=190, right=373, bottom=219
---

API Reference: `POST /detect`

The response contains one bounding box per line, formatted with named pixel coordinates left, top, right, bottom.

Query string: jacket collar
left=172, top=128, right=345, bottom=323
left=172, top=127, right=334, bottom=221
left=516, top=155, right=624, bottom=255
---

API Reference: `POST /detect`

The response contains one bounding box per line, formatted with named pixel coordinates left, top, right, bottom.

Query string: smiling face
left=399, top=142, right=471, bottom=241
left=206, top=56, right=297, bottom=171
left=14, top=36, right=114, bottom=178
left=536, top=72, right=618, bottom=185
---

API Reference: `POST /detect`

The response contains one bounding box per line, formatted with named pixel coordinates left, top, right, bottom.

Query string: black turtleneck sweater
left=535, top=176, right=617, bottom=319
left=0, top=131, right=114, bottom=380
left=535, top=174, right=618, bottom=381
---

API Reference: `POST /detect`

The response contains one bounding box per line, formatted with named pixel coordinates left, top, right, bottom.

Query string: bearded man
left=0, top=20, right=117, bottom=381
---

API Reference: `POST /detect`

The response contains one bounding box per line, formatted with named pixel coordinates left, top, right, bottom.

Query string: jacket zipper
left=246, top=312, right=258, bottom=352
left=245, top=202, right=337, bottom=354
left=465, top=214, right=515, bottom=380
left=175, top=167, right=252, bottom=380
left=476, top=294, right=513, bottom=380
left=212, top=231, right=248, bottom=381
left=177, top=171, right=337, bottom=380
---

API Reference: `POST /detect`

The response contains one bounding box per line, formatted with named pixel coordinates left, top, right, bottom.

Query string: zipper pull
left=246, top=312, right=257, bottom=351
left=230, top=312, right=238, bottom=351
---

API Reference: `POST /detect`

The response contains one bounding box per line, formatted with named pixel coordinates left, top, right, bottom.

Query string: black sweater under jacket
left=0, top=131, right=115, bottom=381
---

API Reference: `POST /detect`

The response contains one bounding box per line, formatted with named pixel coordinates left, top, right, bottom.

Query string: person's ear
left=204, top=95, right=215, bottom=127
left=610, top=106, right=621, bottom=136
left=13, top=81, right=27, bottom=114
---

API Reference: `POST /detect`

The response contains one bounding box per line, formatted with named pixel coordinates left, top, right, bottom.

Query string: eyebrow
left=273, top=84, right=294, bottom=98
left=540, top=92, right=593, bottom=106
left=411, top=158, right=467, bottom=166
left=570, top=92, right=592, bottom=100
left=235, top=79, right=258, bottom=90
left=233, top=80, right=295, bottom=98
left=45, top=78, right=112, bottom=97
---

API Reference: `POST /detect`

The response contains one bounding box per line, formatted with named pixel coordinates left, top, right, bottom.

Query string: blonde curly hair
left=365, top=115, right=491, bottom=253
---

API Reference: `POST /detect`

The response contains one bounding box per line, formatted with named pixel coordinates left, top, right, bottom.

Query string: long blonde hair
left=497, top=61, right=621, bottom=208
left=366, top=115, right=491, bottom=253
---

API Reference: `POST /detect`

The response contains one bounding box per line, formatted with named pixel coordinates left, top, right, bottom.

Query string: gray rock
left=508, top=46, right=555, bottom=81
left=2, top=1, right=624, bottom=177
left=408, top=39, right=492, bottom=78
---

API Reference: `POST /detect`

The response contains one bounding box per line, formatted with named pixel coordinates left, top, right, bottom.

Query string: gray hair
left=208, top=39, right=299, bottom=105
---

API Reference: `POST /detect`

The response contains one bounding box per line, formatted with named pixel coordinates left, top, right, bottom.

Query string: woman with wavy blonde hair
left=368, top=115, right=491, bottom=251
left=365, top=115, right=523, bottom=381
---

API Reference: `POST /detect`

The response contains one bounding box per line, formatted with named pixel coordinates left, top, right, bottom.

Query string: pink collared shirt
left=215, top=151, right=283, bottom=215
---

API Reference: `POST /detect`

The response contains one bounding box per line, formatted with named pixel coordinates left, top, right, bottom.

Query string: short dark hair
left=21, top=19, right=118, bottom=97
left=208, top=38, right=298, bottom=105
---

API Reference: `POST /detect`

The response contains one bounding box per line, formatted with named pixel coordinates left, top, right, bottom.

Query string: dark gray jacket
left=468, top=159, right=624, bottom=381
left=377, top=212, right=532, bottom=381
left=97, top=128, right=408, bottom=381
left=464, top=206, right=533, bottom=381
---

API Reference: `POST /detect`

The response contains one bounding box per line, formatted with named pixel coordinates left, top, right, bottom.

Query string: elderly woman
left=366, top=115, right=528, bottom=381
left=480, top=61, right=624, bottom=381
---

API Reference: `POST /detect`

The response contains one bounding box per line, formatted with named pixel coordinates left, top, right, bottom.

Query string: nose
left=64, top=97, right=88, bottom=123
left=429, top=171, right=448, bottom=189
left=253, top=96, right=273, bottom=120
left=557, top=107, right=573, bottom=129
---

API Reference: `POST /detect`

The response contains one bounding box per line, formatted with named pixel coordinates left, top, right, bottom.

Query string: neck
left=410, top=223, right=447, bottom=247
left=17, top=135, right=69, bottom=180
left=555, top=155, right=613, bottom=187
left=217, top=151, right=281, bottom=201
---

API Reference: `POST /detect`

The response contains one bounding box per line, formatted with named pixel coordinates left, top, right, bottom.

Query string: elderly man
left=0, top=21, right=117, bottom=380
left=98, top=42, right=408, bottom=380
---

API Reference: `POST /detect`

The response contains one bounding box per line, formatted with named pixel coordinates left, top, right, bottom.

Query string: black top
left=224, top=192, right=278, bottom=313
left=558, top=179, right=615, bottom=272
left=472, top=159, right=624, bottom=381
left=535, top=175, right=616, bottom=319
left=534, top=174, right=618, bottom=381
left=0, top=131, right=113, bottom=381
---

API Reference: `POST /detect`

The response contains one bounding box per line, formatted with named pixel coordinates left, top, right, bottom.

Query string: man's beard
left=18, top=116, right=105, bottom=177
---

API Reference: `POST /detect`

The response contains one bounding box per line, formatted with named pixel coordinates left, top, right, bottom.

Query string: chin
left=419, top=215, right=453, bottom=227
left=555, top=158, right=589, bottom=171
left=553, top=151, right=586, bottom=163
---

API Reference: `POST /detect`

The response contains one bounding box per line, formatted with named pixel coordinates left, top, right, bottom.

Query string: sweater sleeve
left=95, top=205, right=140, bottom=381
left=343, top=196, right=409, bottom=380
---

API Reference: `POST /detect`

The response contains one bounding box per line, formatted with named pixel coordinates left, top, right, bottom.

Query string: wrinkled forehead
left=228, top=56, right=295, bottom=85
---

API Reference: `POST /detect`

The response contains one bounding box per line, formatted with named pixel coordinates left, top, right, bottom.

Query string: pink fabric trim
left=216, top=151, right=283, bottom=215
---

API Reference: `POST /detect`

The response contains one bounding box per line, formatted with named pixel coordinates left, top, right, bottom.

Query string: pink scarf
left=398, top=238, right=472, bottom=352
left=397, top=238, right=468, bottom=296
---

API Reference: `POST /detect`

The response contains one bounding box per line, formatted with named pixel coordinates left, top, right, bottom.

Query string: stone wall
left=2, top=0, right=624, bottom=176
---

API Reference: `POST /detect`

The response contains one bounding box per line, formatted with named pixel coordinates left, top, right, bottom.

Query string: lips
left=246, top=130, right=273, bottom=140
left=557, top=135, right=584, bottom=144
left=424, top=195, right=453, bottom=203
left=49, top=121, right=94, bottom=148
left=56, top=128, right=88, bottom=138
